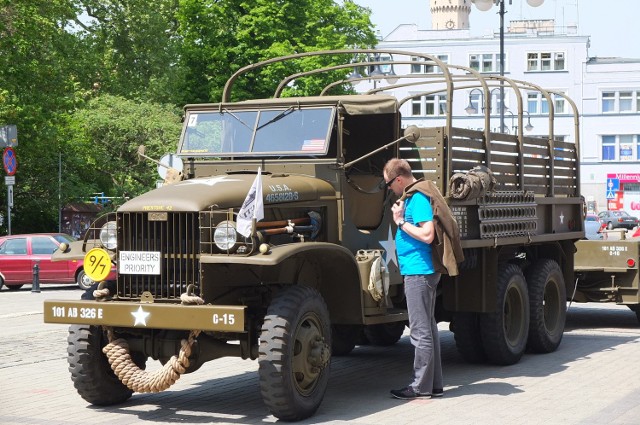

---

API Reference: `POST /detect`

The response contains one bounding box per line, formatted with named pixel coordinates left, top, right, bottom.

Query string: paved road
left=2, top=284, right=640, bottom=425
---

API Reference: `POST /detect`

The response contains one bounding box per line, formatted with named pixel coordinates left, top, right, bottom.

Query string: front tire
left=525, top=259, right=566, bottom=353
left=480, top=264, right=530, bottom=365
left=259, top=286, right=331, bottom=421
left=67, top=325, right=140, bottom=405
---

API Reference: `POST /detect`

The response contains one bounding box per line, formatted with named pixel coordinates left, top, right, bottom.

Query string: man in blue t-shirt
left=383, top=158, right=443, bottom=400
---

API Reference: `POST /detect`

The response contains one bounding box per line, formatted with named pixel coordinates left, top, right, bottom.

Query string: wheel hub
left=292, top=314, right=329, bottom=393
left=308, top=336, right=330, bottom=370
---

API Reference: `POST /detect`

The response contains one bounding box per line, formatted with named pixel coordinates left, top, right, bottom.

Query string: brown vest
left=402, top=179, right=465, bottom=276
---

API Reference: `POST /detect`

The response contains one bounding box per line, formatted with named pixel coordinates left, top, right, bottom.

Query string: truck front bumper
left=44, top=300, right=246, bottom=332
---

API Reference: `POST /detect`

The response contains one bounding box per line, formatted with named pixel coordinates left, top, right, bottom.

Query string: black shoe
left=391, top=387, right=432, bottom=400
left=390, top=387, right=418, bottom=400
left=431, top=388, right=444, bottom=398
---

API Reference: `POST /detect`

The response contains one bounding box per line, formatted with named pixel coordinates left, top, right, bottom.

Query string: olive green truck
left=574, top=235, right=640, bottom=321
left=44, top=50, right=584, bottom=421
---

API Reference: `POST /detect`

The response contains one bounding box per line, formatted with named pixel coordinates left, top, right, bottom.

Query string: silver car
left=598, top=210, right=639, bottom=230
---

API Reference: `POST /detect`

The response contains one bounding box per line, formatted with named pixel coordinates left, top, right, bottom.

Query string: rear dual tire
left=480, top=264, right=530, bottom=365
left=454, top=260, right=566, bottom=365
left=525, top=259, right=566, bottom=353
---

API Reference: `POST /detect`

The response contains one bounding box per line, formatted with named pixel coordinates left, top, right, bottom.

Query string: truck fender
left=201, top=243, right=364, bottom=323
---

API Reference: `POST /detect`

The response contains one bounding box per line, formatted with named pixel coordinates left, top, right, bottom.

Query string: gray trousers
left=405, top=273, right=442, bottom=394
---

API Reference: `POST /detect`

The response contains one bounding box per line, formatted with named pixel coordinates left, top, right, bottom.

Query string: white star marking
left=180, top=176, right=241, bottom=187
left=559, top=211, right=565, bottom=224
left=131, top=306, right=150, bottom=326
left=378, top=226, right=398, bottom=269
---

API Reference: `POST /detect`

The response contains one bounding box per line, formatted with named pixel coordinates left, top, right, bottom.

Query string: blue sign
left=3, top=147, right=17, bottom=176
left=606, top=178, right=618, bottom=199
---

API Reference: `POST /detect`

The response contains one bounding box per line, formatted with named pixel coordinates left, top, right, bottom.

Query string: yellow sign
left=84, top=248, right=112, bottom=282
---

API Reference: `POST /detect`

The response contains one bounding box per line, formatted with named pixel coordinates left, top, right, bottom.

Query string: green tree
left=68, top=95, right=182, bottom=202
left=177, top=0, right=377, bottom=103
left=0, top=0, right=89, bottom=233
left=74, top=0, right=183, bottom=104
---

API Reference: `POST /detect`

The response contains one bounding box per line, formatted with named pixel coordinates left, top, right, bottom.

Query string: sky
left=353, top=0, right=640, bottom=59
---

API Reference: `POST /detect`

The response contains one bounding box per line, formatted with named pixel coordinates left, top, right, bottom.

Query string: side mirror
left=403, top=125, right=420, bottom=143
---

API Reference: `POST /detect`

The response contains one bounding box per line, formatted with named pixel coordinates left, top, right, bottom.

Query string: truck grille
left=116, top=212, right=200, bottom=300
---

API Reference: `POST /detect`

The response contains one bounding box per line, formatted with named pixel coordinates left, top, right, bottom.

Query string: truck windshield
left=179, top=107, right=334, bottom=157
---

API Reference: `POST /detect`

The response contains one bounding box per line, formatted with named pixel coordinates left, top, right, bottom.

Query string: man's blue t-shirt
left=395, top=191, right=435, bottom=275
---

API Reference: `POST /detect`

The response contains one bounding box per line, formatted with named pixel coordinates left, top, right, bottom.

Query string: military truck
left=44, top=49, right=584, bottom=421
left=573, top=232, right=640, bottom=321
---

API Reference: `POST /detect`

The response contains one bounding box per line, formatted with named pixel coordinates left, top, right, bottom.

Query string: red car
left=0, top=233, right=97, bottom=290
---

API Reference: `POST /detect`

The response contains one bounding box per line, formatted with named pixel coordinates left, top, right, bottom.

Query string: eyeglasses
left=384, top=175, right=397, bottom=188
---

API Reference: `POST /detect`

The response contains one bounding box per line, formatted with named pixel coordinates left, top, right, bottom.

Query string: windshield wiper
left=221, top=108, right=253, bottom=131
left=256, top=106, right=295, bottom=131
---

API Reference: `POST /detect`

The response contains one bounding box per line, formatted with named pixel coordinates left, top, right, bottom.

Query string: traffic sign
left=5, top=176, right=15, bottom=185
left=606, top=178, right=618, bottom=200
left=84, top=248, right=112, bottom=282
left=3, top=147, right=17, bottom=176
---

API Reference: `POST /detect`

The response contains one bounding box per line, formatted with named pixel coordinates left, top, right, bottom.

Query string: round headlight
left=100, top=221, right=118, bottom=250
left=214, top=220, right=238, bottom=251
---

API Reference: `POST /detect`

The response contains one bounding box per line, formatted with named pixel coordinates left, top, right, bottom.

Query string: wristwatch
left=398, top=219, right=406, bottom=230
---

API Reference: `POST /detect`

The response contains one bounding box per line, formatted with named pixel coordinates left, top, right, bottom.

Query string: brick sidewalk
left=2, top=286, right=640, bottom=425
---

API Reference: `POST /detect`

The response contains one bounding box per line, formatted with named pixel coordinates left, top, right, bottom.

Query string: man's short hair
left=383, top=158, right=412, bottom=178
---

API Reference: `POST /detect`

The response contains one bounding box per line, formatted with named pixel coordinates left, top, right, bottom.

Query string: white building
left=369, top=0, right=640, bottom=214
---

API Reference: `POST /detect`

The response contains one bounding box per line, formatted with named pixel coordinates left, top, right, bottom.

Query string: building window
left=602, top=135, right=616, bottom=161
left=425, top=96, right=436, bottom=115
left=527, top=52, right=565, bottom=71
left=469, top=92, right=482, bottom=115
left=409, top=94, right=447, bottom=117
left=541, top=96, right=549, bottom=114
left=411, top=96, right=422, bottom=116
left=602, top=92, right=615, bottom=113
left=527, top=92, right=566, bottom=115
left=555, top=93, right=566, bottom=114
left=619, top=91, right=633, bottom=112
left=469, top=53, right=504, bottom=73
left=601, top=90, right=640, bottom=113
left=411, top=57, right=422, bottom=74
left=438, top=95, right=448, bottom=115
left=527, top=93, right=538, bottom=114
left=410, top=54, right=449, bottom=74
left=619, top=135, right=634, bottom=160
left=601, top=135, right=640, bottom=161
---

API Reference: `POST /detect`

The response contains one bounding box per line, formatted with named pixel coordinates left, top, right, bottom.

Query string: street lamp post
left=472, top=0, right=545, bottom=133
left=523, top=110, right=534, bottom=131
left=465, top=87, right=504, bottom=131
left=348, top=53, right=398, bottom=89
left=504, top=109, right=535, bottom=134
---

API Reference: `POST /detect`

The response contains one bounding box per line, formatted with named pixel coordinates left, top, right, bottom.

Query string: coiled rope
left=98, top=286, right=204, bottom=393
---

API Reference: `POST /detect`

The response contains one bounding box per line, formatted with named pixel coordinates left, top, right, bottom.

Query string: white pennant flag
left=237, top=168, right=264, bottom=237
